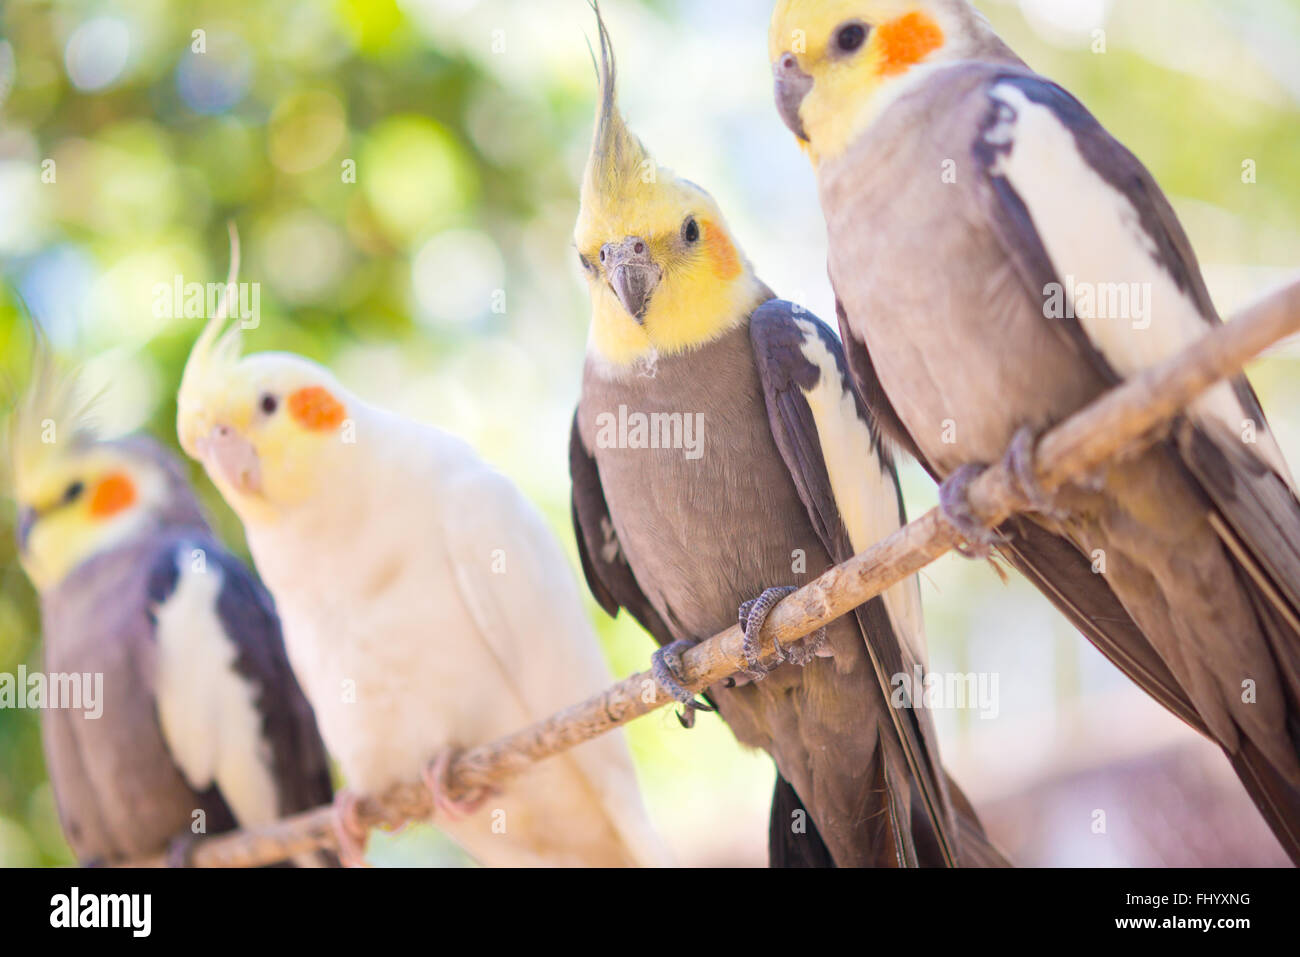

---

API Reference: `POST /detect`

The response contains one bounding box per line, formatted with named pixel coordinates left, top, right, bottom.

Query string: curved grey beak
left=198, top=424, right=263, bottom=496
left=602, top=236, right=662, bottom=323
left=16, top=506, right=36, bottom=553
left=773, top=52, right=813, bottom=141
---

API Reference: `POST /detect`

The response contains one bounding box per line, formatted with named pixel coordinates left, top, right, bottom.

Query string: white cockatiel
left=175, top=272, right=666, bottom=868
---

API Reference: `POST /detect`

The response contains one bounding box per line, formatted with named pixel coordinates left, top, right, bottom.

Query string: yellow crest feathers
left=579, top=5, right=657, bottom=229
left=179, top=221, right=243, bottom=411
left=9, top=316, right=101, bottom=490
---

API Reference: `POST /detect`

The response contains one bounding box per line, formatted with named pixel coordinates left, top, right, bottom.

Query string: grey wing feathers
left=972, top=72, right=1192, bottom=380
left=835, top=298, right=931, bottom=470
left=204, top=547, right=336, bottom=819
left=973, top=70, right=1300, bottom=840
left=997, top=518, right=1208, bottom=733
left=767, top=774, right=837, bottom=867
left=41, top=536, right=238, bottom=864
left=1180, top=423, right=1300, bottom=677
left=146, top=538, right=337, bottom=866
left=569, top=413, right=677, bottom=647
left=749, top=299, right=964, bottom=866
left=966, top=69, right=1300, bottom=858
left=842, top=287, right=1300, bottom=858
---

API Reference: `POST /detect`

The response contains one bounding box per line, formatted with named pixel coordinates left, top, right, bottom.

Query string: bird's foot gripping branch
left=125, top=279, right=1300, bottom=868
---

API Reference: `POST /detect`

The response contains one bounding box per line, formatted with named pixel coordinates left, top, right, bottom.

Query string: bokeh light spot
left=0, top=161, right=51, bottom=255
left=361, top=115, right=478, bottom=245
left=411, top=229, right=503, bottom=327
left=176, top=32, right=253, bottom=114
left=269, top=90, right=347, bottom=174
left=64, top=17, right=131, bottom=92
left=262, top=211, right=352, bottom=304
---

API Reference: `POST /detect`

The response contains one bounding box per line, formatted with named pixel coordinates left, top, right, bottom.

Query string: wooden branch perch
left=130, top=279, right=1300, bottom=867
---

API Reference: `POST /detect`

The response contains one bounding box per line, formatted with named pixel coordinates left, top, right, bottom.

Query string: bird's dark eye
left=835, top=22, right=868, bottom=53
left=63, top=480, right=85, bottom=504
left=579, top=253, right=593, bottom=272
left=682, top=217, right=700, bottom=244
left=260, top=393, right=279, bottom=415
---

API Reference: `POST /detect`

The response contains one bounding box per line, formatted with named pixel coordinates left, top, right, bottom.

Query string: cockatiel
left=175, top=261, right=666, bottom=869
left=9, top=351, right=335, bottom=866
left=769, top=0, right=1300, bottom=860
left=569, top=10, right=1003, bottom=867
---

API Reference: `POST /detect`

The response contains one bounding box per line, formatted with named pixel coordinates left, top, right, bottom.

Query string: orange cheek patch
left=701, top=220, right=741, bottom=280
left=288, top=386, right=347, bottom=432
left=89, top=473, right=137, bottom=518
left=877, top=12, right=944, bottom=76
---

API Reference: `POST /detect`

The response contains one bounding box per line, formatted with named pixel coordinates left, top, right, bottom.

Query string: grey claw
left=165, top=832, right=198, bottom=868
left=938, top=463, right=1005, bottom=559
left=786, top=625, right=828, bottom=666
left=651, top=639, right=713, bottom=728
left=738, top=599, right=753, bottom=629
left=739, top=586, right=798, bottom=679
left=1006, top=426, right=1064, bottom=519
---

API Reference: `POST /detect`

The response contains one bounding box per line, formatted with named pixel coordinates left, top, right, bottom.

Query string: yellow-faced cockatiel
left=769, top=0, right=1300, bottom=860
left=10, top=345, right=335, bottom=866
left=568, top=9, right=1004, bottom=867
left=175, top=248, right=666, bottom=868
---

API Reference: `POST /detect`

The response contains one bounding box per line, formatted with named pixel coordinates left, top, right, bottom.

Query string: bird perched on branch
left=569, top=8, right=1003, bottom=867
left=9, top=342, right=335, bottom=866
left=769, top=0, right=1300, bottom=860
left=176, top=242, right=666, bottom=868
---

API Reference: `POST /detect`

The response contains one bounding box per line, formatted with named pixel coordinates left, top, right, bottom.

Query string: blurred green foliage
left=0, top=0, right=610, bottom=866
left=0, top=0, right=1298, bottom=866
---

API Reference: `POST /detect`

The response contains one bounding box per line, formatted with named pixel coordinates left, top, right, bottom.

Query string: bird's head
left=177, top=242, right=354, bottom=525
left=769, top=0, right=983, bottom=164
left=11, top=361, right=200, bottom=591
left=575, top=8, right=768, bottom=367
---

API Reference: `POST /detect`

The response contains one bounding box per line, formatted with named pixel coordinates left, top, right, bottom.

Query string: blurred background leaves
left=0, top=0, right=1298, bottom=865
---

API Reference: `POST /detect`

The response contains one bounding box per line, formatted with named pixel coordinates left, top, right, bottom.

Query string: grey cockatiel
left=569, top=13, right=1004, bottom=867
left=10, top=358, right=335, bottom=866
left=770, top=0, right=1300, bottom=860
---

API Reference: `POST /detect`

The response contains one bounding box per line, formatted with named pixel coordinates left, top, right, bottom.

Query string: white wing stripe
left=989, top=82, right=1293, bottom=484
left=795, top=320, right=927, bottom=668
left=153, top=547, right=280, bottom=827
